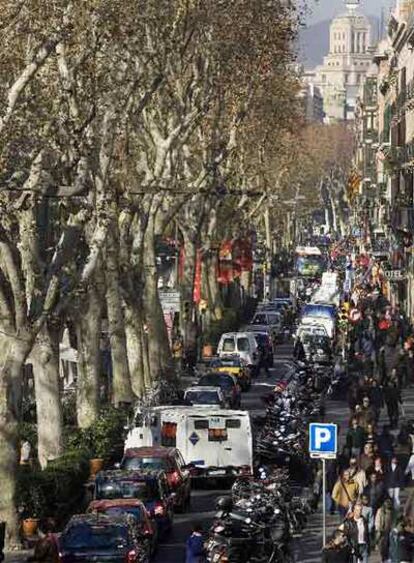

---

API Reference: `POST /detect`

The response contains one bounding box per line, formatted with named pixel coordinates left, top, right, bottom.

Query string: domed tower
left=309, top=0, right=372, bottom=122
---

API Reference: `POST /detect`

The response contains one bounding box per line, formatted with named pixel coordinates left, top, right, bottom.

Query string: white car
left=184, top=386, right=226, bottom=408
left=217, top=332, right=260, bottom=374
left=295, top=323, right=328, bottom=341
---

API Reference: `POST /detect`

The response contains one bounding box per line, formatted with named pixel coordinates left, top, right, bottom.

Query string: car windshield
left=252, top=314, right=267, bottom=325
left=61, top=524, right=128, bottom=550
left=222, top=338, right=236, bottom=352
left=186, top=391, right=220, bottom=404
left=302, top=335, right=330, bottom=349
left=96, top=480, right=157, bottom=501
left=200, top=375, right=232, bottom=388
left=102, top=506, right=144, bottom=521
left=122, top=457, right=168, bottom=471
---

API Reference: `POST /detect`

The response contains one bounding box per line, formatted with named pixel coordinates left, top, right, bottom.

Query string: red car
left=121, top=447, right=191, bottom=512
left=87, top=499, right=158, bottom=556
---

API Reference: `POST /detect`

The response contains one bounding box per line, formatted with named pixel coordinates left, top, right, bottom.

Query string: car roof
left=88, top=499, right=146, bottom=510
left=199, top=372, right=237, bottom=383
left=66, top=513, right=130, bottom=528
left=123, top=447, right=177, bottom=459
left=220, top=332, right=254, bottom=338
left=185, top=386, right=221, bottom=393
left=96, top=469, right=166, bottom=481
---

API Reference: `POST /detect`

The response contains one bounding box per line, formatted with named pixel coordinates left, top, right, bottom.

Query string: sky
left=307, top=0, right=395, bottom=23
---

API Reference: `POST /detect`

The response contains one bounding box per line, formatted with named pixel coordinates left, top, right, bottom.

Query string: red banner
left=193, top=250, right=202, bottom=304
left=218, top=240, right=233, bottom=285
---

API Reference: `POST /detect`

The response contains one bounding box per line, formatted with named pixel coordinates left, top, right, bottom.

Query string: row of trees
left=0, top=0, right=324, bottom=544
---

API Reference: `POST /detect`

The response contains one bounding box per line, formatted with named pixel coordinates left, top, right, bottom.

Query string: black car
left=94, top=469, right=174, bottom=536
left=58, top=513, right=149, bottom=563
left=198, top=372, right=241, bottom=408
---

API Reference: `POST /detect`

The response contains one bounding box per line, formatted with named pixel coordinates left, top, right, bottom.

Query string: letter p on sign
left=315, top=428, right=331, bottom=449
left=309, top=423, right=337, bottom=458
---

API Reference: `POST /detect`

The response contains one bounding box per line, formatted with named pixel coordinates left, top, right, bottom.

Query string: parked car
left=198, top=372, right=241, bottom=408
left=209, top=356, right=252, bottom=390
left=184, top=386, right=226, bottom=408
left=251, top=311, right=283, bottom=341
left=295, top=323, right=328, bottom=341
left=253, top=331, right=274, bottom=369
left=120, top=447, right=191, bottom=513
left=217, top=332, right=260, bottom=374
left=94, top=470, right=174, bottom=536
left=87, top=499, right=157, bottom=556
left=301, top=333, right=333, bottom=365
left=58, top=513, right=149, bottom=563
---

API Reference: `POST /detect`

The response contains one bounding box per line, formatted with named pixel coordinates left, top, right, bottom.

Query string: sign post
left=309, top=423, right=338, bottom=549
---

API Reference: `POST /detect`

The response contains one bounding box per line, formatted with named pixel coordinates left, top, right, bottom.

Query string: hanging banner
left=218, top=240, right=234, bottom=285
left=233, top=238, right=253, bottom=276
left=193, top=250, right=202, bottom=304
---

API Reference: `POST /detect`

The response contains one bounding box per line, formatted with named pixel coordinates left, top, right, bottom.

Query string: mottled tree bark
left=142, top=222, right=172, bottom=379
left=0, top=335, right=33, bottom=548
left=76, top=280, right=102, bottom=428
left=105, top=230, right=134, bottom=406
left=32, top=324, right=63, bottom=468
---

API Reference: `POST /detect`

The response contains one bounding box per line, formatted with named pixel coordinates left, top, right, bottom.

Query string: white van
left=124, top=406, right=253, bottom=481
left=217, top=332, right=260, bottom=372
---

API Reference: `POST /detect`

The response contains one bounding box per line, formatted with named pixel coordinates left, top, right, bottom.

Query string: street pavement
left=153, top=343, right=295, bottom=563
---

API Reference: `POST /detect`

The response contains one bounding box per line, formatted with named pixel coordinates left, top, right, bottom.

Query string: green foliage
left=65, top=407, right=126, bottom=460
left=16, top=449, right=89, bottom=524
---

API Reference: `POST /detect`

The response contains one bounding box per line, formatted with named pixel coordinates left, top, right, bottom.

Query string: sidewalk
left=293, top=384, right=414, bottom=563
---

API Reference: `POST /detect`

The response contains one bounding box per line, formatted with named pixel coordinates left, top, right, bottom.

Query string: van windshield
left=222, top=338, right=236, bottom=352
left=237, top=337, right=249, bottom=352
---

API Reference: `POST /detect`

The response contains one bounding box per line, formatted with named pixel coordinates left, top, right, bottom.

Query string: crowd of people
left=322, top=289, right=414, bottom=562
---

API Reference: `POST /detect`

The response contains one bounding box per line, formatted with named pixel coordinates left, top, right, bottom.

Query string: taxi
left=208, top=356, right=252, bottom=391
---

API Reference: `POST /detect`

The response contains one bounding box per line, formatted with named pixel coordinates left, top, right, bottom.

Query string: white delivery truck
left=124, top=406, right=253, bottom=481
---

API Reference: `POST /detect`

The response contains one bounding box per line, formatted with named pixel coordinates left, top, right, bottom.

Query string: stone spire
left=345, top=0, right=361, bottom=13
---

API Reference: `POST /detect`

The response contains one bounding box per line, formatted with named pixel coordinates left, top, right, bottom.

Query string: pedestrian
left=378, top=425, right=394, bottom=461
left=384, top=382, right=402, bottom=429
left=332, top=469, right=359, bottom=520
left=375, top=498, right=396, bottom=562
left=360, top=396, right=376, bottom=430
left=360, top=494, right=375, bottom=541
left=342, top=501, right=370, bottom=563
left=404, top=452, right=414, bottom=487
left=369, top=379, right=383, bottom=423
left=185, top=524, right=206, bottom=563
left=346, top=418, right=366, bottom=458
left=27, top=521, right=59, bottom=563
left=385, top=456, right=405, bottom=510
left=321, top=529, right=353, bottom=562
left=372, top=456, right=386, bottom=481
left=359, top=442, right=375, bottom=473
left=363, top=472, right=386, bottom=516
left=348, top=457, right=367, bottom=493
left=389, top=516, right=414, bottom=563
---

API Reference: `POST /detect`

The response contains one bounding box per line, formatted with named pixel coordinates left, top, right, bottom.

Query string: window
left=222, top=338, right=235, bottom=352
left=236, top=337, right=250, bottom=352
left=344, top=74, right=349, bottom=84
left=161, top=422, right=177, bottom=447
left=226, top=419, right=241, bottom=429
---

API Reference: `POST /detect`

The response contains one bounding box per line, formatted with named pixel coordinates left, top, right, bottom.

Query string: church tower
left=307, top=0, right=372, bottom=122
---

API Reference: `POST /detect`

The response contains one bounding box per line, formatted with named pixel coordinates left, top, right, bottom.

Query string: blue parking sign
left=309, top=423, right=337, bottom=458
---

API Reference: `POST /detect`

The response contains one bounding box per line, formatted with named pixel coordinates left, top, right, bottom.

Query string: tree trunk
left=124, top=300, right=147, bottom=397
left=142, top=224, right=172, bottom=379
left=207, top=250, right=223, bottom=320
left=32, top=324, right=63, bottom=468
left=105, top=231, right=134, bottom=407
left=76, top=280, right=102, bottom=428
left=0, top=335, right=33, bottom=548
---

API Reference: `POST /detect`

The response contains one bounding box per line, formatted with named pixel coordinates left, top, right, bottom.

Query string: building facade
left=353, top=0, right=414, bottom=318
left=307, top=0, right=373, bottom=122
